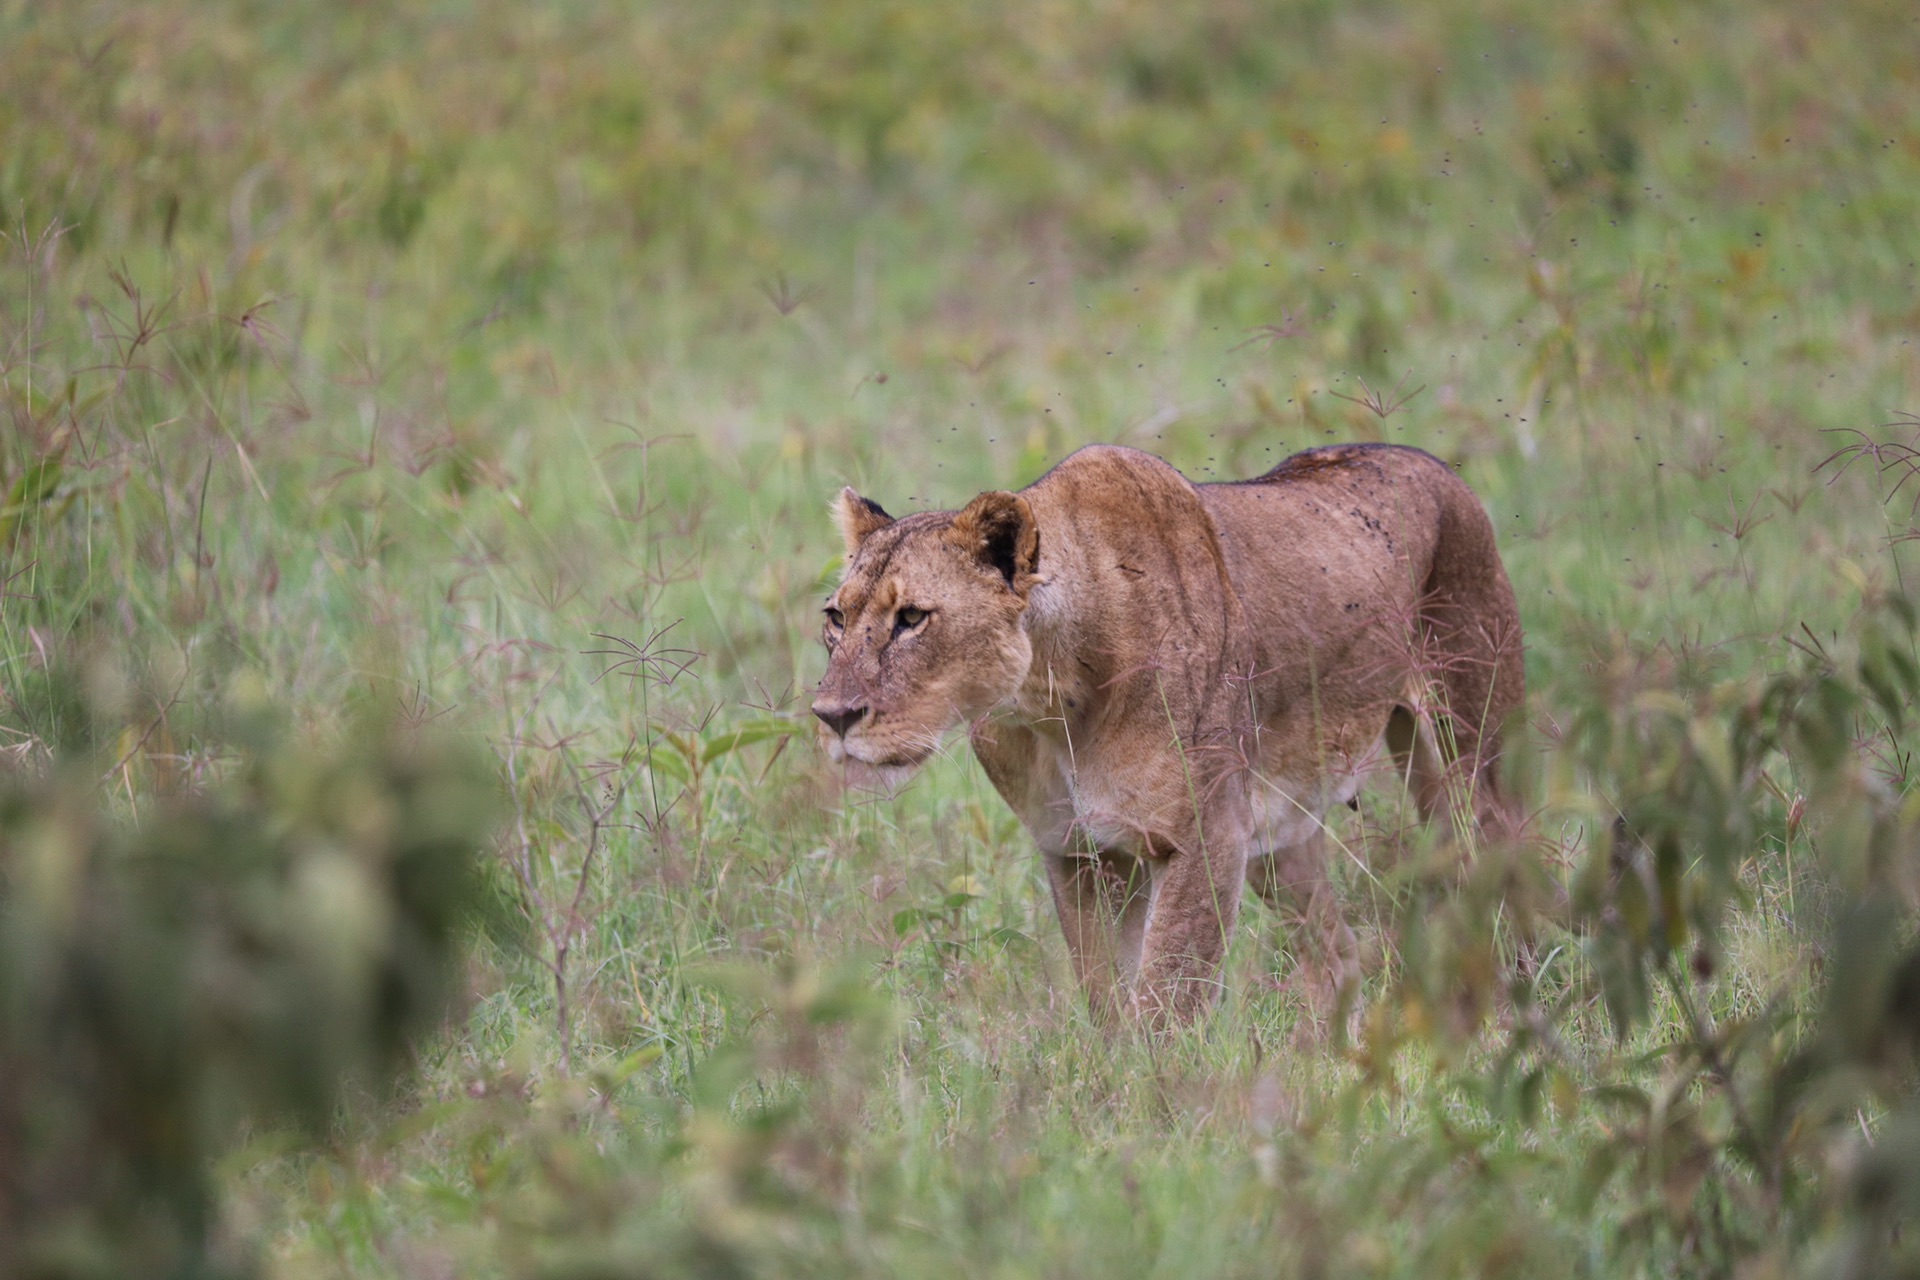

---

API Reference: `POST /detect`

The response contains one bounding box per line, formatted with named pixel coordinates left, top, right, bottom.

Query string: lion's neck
left=1009, top=515, right=1102, bottom=737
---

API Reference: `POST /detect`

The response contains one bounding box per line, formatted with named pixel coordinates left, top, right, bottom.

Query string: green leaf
left=1654, top=835, right=1687, bottom=954
left=700, top=718, right=802, bottom=763
left=1591, top=931, right=1650, bottom=1039
left=644, top=744, right=691, bottom=786
left=597, top=1043, right=665, bottom=1089
left=1615, top=861, right=1651, bottom=946
left=1516, top=1064, right=1546, bottom=1124
left=0, top=449, right=67, bottom=542
left=1574, top=1143, right=1623, bottom=1215
left=1590, top=1083, right=1652, bottom=1117
left=5, top=453, right=65, bottom=510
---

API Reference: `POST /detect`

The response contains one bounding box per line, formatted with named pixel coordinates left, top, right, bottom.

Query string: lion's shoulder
left=1022, top=443, right=1209, bottom=530
left=1032, top=442, right=1191, bottom=487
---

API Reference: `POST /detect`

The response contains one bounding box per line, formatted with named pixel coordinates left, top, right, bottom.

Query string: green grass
left=6, top=0, right=1920, bottom=1274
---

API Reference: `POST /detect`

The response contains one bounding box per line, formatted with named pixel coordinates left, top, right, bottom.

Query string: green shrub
left=0, top=683, right=500, bottom=1279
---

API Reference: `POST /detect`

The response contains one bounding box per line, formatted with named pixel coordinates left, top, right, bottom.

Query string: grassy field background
left=5, top=0, right=1920, bottom=1275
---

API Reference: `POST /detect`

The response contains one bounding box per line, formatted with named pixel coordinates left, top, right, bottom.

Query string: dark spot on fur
left=1251, top=442, right=1450, bottom=486
left=1260, top=446, right=1371, bottom=479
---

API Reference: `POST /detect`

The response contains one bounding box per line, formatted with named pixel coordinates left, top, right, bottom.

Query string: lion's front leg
left=1045, top=851, right=1150, bottom=1025
left=1128, top=836, right=1248, bottom=1028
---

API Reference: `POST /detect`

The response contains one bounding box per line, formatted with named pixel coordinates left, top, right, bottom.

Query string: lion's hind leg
left=1246, top=833, right=1360, bottom=1023
left=1385, top=703, right=1449, bottom=828
left=1130, top=837, right=1246, bottom=1029
left=1416, top=489, right=1527, bottom=841
left=1394, top=694, right=1521, bottom=842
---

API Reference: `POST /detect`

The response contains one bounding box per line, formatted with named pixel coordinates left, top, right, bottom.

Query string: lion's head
left=813, top=486, right=1042, bottom=784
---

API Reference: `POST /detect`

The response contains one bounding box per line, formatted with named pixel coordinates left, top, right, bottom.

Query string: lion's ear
left=947, top=491, right=1040, bottom=595
left=833, top=487, right=894, bottom=556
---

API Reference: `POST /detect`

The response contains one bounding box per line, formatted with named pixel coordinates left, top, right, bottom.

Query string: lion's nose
left=812, top=701, right=868, bottom=738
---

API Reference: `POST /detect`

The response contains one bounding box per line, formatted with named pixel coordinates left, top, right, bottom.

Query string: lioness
left=813, top=443, right=1523, bottom=1028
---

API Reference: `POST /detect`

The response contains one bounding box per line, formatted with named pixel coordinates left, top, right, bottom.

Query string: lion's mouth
left=823, top=730, right=935, bottom=772
left=846, top=744, right=933, bottom=770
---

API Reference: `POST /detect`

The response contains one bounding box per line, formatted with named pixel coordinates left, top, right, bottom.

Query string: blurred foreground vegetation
left=5, top=0, right=1920, bottom=1275
left=1, top=685, right=497, bottom=1279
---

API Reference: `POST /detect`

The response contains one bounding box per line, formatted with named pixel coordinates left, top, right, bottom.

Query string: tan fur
left=814, top=444, right=1525, bottom=1029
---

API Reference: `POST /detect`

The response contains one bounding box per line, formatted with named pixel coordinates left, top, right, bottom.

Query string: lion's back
left=1199, top=444, right=1467, bottom=600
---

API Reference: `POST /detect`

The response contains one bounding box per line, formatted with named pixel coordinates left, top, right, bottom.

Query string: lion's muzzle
left=812, top=699, right=868, bottom=739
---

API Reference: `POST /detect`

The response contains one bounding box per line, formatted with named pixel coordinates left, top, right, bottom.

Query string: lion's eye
left=896, top=606, right=928, bottom=630
left=824, top=607, right=845, bottom=629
